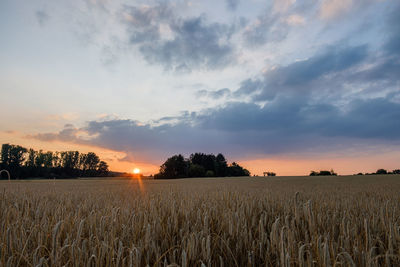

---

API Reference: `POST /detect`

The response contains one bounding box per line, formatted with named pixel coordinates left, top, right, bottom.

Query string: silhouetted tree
left=25, top=149, right=36, bottom=167
left=319, top=170, right=332, bottom=176
left=215, top=153, right=228, bottom=176
left=227, top=162, right=250, bottom=177
left=80, top=152, right=100, bottom=176
left=190, top=153, right=216, bottom=173
left=188, top=164, right=206, bottom=177
left=1, top=144, right=12, bottom=167
left=155, top=154, right=188, bottom=179
left=0, top=143, right=109, bottom=179
left=155, top=153, right=250, bottom=178
left=309, top=170, right=337, bottom=176
left=97, top=161, right=109, bottom=176
left=376, top=169, right=388, bottom=175
left=1, top=144, right=28, bottom=178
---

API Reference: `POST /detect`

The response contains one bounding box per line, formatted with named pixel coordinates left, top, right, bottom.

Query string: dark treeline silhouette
left=154, top=153, right=250, bottom=179
left=0, top=144, right=109, bottom=179
left=357, top=169, right=400, bottom=175
left=309, top=169, right=337, bottom=176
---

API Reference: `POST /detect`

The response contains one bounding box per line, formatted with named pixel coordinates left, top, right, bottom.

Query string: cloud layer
left=122, top=4, right=237, bottom=71
left=7, top=0, right=399, bottom=166
left=32, top=0, right=400, bottom=163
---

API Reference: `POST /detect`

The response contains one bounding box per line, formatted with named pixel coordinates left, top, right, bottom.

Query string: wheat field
left=1, top=175, right=400, bottom=266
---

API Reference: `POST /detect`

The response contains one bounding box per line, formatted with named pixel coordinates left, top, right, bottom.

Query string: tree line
left=309, top=170, right=337, bottom=176
left=310, top=169, right=400, bottom=176
left=357, top=169, right=400, bottom=175
left=154, top=153, right=250, bottom=179
left=0, top=144, right=109, bottom=179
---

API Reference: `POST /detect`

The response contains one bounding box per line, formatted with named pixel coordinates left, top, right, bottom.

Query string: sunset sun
left=133, top=168, right=141, bottom=174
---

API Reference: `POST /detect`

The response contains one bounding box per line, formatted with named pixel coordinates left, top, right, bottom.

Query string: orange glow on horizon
left=0, top=130, right=160, bottom=175
left=2, top=130, right=400, bottom=177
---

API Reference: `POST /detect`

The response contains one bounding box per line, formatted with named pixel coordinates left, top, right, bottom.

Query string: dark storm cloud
left=122, top=5, right=237, bottom=71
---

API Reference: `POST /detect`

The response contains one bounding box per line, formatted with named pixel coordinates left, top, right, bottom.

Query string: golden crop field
left=1, top=175, right=400, bottom=266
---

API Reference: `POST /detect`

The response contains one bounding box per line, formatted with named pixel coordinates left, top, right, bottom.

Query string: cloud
left=33, top=124, right=79, bottom=143
left=273, top=0, right=296, bottom=13
left=319, top=0, right=353, bottom=20
left=233, top=45, right=369, bottom=101
left=100, top=46, right=119, bottom=66
left=226, top=0, right=240, bottom=11
left=30, top=91, right=400, bottom=162
left=241, top=0, right=316, bottom=46
left=122, top=4, right=172, bottom=43
left=233, top=79, right=263, bottom=97
left=35, top=10, right=50, bottom=26
left=140, top=17, right=235, bottom=71
left=286, top=14, right=305, bottom=26
left=197, top=88, right=231, bottom=99
left=28, top=3, right=400, bottom=163
left=197, top=97, right=400, bottom=140
left=122, top=5, right=237, bottom=71
left=383, top=3, right=400, bottom=57
left=243, top=13, right=288, bottom=47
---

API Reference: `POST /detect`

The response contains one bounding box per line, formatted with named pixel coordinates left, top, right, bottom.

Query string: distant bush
left=310, top=170, right=337, bottom=176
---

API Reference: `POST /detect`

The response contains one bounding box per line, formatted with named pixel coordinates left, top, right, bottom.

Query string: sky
left=1, top=0, right=399, bottom=176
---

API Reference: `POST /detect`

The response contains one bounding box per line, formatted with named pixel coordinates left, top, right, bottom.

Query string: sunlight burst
left=133, top=168, right=141, bottom=174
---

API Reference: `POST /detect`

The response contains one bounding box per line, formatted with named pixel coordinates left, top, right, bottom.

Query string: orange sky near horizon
left=242, top=151, right=400, bottom=176
left=0, top=131, right=159, bottom=175
left=1, top=130, right=399, bottom=176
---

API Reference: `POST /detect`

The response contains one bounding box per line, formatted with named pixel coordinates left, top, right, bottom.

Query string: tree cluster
left=0, top=144, right=109, bottom=179
left=154, top=153, right=250, bottom=179
left=359, top=169, right=400, bottom=175
left=309, top=169, right=337, bottom=176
